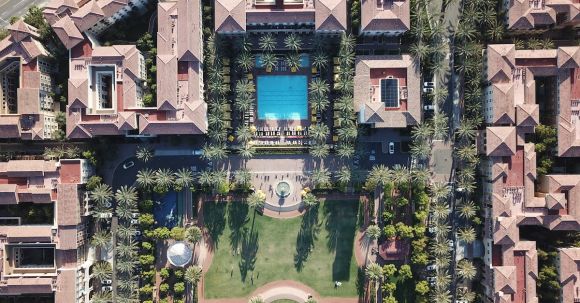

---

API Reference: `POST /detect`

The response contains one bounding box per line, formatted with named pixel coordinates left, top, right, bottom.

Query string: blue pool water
left=153, top=191, right=179, bottom=228
left=257, top=75, right=308, bottom=120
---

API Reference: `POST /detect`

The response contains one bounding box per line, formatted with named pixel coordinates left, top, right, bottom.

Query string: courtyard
left=202, top=199, right=361, bottom=299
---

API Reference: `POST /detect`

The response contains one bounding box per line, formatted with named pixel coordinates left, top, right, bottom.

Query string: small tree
left=136, top=146, right=153, bottom=162
left=186, top=226, right=203, bottom=244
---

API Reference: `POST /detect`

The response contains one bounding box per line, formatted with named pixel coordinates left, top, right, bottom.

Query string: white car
left=423, top=87, right=434, bottom=93
left=389, top=142, right=395, bottom=154
left=426, top=264, right=438, bottom=271
left=123, top=161, right=135, bottom=169
left=102, top=286, right=113, bottom=291
left=130, top=219, right=139, bottom=225
left=131, top=212, right=139, bottom=219
left=423, top=81, right=435, bottom=87
left=101, top=279, right=112, bottom=285
left=423, top=104, right=435, bottom=111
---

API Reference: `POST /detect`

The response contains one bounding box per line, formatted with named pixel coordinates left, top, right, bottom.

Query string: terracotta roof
left=354, top=55, right=420, bottom=128
left=70, top=0, right=104, bottom=32
left=0, top=22, right=48, bottom=64
left=493, top=266, right=517, bottom=295
left=176, top=0, right=202, bottom=62
left=486, top=44, right=515, bottom=83
left=486, top=127, right=516, bottom=157
left=315, top=0, right=347, bottom=31
left=558, top=247, right=580, bottom=303
left=52, top=16, right=84, bottom=49
left=2, top=225, right=53, bottom=242
left=0, top=117, right=21, bottom=138
left=489, top=83, right=515, bottom=124
left=507, top=0, right=579, bottom=30
left=361, top=0, right=409, bottom=33
left=215, top=0, right=246, bottom=32
left=516, top=104, right=539, bottom=127
left=54, top=269, right=76, bottom=302
left=0, top=184, right=18, bottom=204
left=56, top=184, right=80, bottom=226
left=493, top=216, right=518, bottom=245
left=557, top=46, right=580, bottom=69
left=4, top=160, right=57, bottom=176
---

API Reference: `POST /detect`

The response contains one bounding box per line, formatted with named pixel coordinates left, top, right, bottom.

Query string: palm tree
left=185, top=265, right=203, bottom=285
left=412, top=123, right=434, bottom=142
left=283, top=33, right=302, bottom=51
left=286, top=53, right=301, bottom=71
left=259, top=33, right=276, bottom=51
left=136, top=146, right=153, bottom=162
left=116, top=225, right=136, bottom=240
left=247, top=191, right=265, bottom=210
left=337, top=126, right=357, bottom=142
left=310, top=94, right=330, bottom=112
left=186, top=226, right=203, bottom=244
left=391, top=164, right=410, bottom=187
left=238, top=144, right=256, bottom=160
left=136, top=168, right=155, bottom=190
left=154, top=168, right=175, bottom=192
left=311, top=168, right=331, bottom=189
left=312, top=51, right=328, bottom=71
left=236, top=125, right=253, bottom=143
left=457, top=227, right=476, bottom=243
left=90, top=183, right=113, bottom=205
left=432, top=86, right=449, bottom=106
left=116, top=241, right=138, bottom=258
left=367, top=165, right=391, bottom=189
left=310, top=143, right=330, bottom=159
left=457, top=287, right=476, bottom=302
left=308, top=78, right=330, bottom=96
left=456, top=144, right=478, bottom=164
left=431, top=289, right=451, bottom=303
left=336, top=143, right=355, bottom=159
left=261, top=52, right=277, bottom=71
left=411, top=168, right=430, bottom=186
left=91, top=261, right=112, bottom=281
left=117, top=277, right=138, bottom=293
left=431, top=182, right=450, bottom=201
left=116, top=260, right=137, bottom=274
left=458, top=200, right=478, bottom=220
left=432, top=202, right=450, bottom=221
left=114, top=186, right=138, bottom=207
left=91, top=231, right=111, bottom=248
left=456, top=259, right=477, bottom=280
left=409, top=41, right=430, bottom=62
left=336, top=166, right=351, bottom=186
left=457, top=119, right=476, bottom=141
left=174, top=168, right=194, bottom=191
left=234, top=169, right=252, bottom=188
left=365, top=225, right=381, bottom=243
left=410, top=141, right=431, bottom=160
left=486, top=19, right=504, bottom=41
left=302, top=192, right=319, bottom=207
left=365, top=262, right=383, bottom=300
left=309, top=124, right=329, bottom=142
left=248, top=296, right=265, bottom=303
left=198, top=170, right=212, bottom=187
left=90, top=290, right=112, bottom=303
left=430, top=241, right=450, bottom=257
left=237, top=51, right=254, bottom=73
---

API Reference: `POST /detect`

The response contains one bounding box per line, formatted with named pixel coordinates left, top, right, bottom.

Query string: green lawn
left=203, top=200, right=362, bottom=299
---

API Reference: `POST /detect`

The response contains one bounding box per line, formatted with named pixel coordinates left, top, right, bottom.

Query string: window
left=380, top=78, right=399, bottom=108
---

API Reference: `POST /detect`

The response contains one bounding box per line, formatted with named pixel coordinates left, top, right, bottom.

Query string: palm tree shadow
left=228, top=202, right=249, bottom=252
left=323, top=201, right=358, bottom=281
left=238, top=229, right=259, bottom=282
left=202, top=201, right=227, bottom=251
left=294, top=205, right=320, bottom=271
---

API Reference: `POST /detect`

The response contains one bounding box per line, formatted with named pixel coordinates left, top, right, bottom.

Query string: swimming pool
left=257, top=75, right=308, bottom=120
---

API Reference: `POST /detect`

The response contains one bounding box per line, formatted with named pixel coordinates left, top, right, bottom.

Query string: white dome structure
left=167, top=241, right=193, bottom=267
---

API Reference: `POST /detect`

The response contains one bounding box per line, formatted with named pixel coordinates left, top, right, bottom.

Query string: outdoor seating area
left=253, top=126, right=310, bottom=146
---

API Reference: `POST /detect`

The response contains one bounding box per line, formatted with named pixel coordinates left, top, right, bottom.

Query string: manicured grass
left=203, top=200, right=361, bottom=299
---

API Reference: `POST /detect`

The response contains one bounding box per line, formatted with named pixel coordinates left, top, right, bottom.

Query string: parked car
left=130, top=219, right=139, bottom=225
left=388, top=142, right=395, bottom=154
left=423, top=87, right=434, bottom=93
left=131, top=212, right=139, bottom=219
left=423, top=104, right=435, bottom=111
left=123, top=161, right=134, bottom=169
left=101, top=279, right=112, bottom=285
left=102, top=286, right=113, bottom=291
left=426, top=264, right=438, bottom=271
left=423, top=81, right=435, bottom=87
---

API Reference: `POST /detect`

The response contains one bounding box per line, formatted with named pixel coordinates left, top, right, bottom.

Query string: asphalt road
left=0, top=0, right=47, bottom=26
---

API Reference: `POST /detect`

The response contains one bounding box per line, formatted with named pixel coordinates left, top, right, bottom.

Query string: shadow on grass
left=323, top=201, right=358, bottom=281
left=294, top=205, right=321, bottom=271
left=203, top=201, right=227, bottom=250
left=228, top=202, right=249, bottom=252
left=239, top=229, right=259, bottom=282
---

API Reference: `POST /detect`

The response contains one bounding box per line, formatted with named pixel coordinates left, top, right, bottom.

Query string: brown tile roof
left=56, top=184, right=80, bottom=226
left=557, top=46, right=580, bottom=69
left=558, top=247, right=580, bottom=303
left=0, top=184, right=18, bottom=204
left=215, top=0, right=246, bottom=32
left=493, top=266, right=517, bottom=295
left=486, top=44, right=515, bottom=83
left=4, top=160, right=57, bottom=176
left=486, top=127, right=516, bottom=157
left=489, top=83, right=515, bottom=124
left=67, top=78, right=89, bottom=109
left=0, top=277, right=55, bottom=294
left=493, top=216, right=518, bottom=245
left=52, top=16, right=84, bottom=49
left=0, top=117, right=21, bottom=138
left=54, top=269, right=76, bottom=302
left=507, top=0, right=579, bottom=30
left=354, top=55, right=420, bottom=128
left=1, top=226, right=53, bottom=242
left=516, top=104, right=539, bottom=127
left=56, top=226, right=79, bottom=250
left=361, top=0, right=409, bottom=33
left=176, top=0, right=202, bottom=62
left=0, top=21, right=48, bottom=64
left=70, top=0, right=104, bottom=32
left=315, top=0, right=347, bottom=31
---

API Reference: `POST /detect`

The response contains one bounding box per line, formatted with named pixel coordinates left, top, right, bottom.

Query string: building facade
left=504, top=0, right=580, bottom=31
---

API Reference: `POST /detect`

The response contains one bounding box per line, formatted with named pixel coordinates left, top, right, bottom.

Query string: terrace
left=3, top=244, right=56, bottom=276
